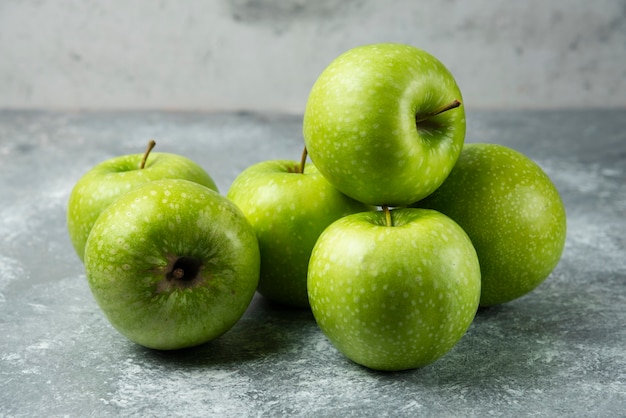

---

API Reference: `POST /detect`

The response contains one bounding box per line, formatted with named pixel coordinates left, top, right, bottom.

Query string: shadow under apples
left=359, top=301, right=572, bottom=390
left=402, top=302, right=570, bottom=388
left=135, top=293, right=317, bottom=368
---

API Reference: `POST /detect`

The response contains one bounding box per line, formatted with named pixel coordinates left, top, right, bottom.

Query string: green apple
left=303, top=43, right=465, bottom=206
left=67, top=141, right=218, bottom=262
left=227, top=156, right=370, bottom=308
left=308, top=207, right=481, bottom=371
left=84, top=179, right=260, bottom=350
left=414, top=143, right=567, bottom=306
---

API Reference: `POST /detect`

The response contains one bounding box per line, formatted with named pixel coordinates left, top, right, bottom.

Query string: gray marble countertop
left=1, top=109, right=625, bottom=417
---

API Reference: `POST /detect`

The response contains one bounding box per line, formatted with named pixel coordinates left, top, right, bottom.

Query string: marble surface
left=2, top=1, right=626, bottom=111
left=0, top=109, right=625, bottom=417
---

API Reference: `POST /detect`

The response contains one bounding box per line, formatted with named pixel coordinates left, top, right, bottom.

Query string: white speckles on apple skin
left=303, top=43, right=466, bottom=207
left=415, top=143, right=567, bottom=306
left=227, top=160, right=370, bottom=308
left=67, top=152, right=218, bottom=262
left=83, top=179, right=260, bottom=351
left=308, top=208, right=481, bottom=371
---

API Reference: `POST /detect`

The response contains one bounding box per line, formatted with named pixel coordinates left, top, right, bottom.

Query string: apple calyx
left=415, top=99, right=462, bottom=125
left=157, top=255, right=206, bottom=293
left=140, top=139, right=157, bottom=169
left=382, top=205, right=393, bottom=227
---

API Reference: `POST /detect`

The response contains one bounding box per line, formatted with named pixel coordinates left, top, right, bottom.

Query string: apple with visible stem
left=303, top=43, right=466, bottom=207
left=307, top=206, right=481, bottom=371
left=67, top=140, right=218, bottom=262
left=227, top=148, right=371, bottom=308
left=84, top=179, right=260, bottom=350
left=414, top=143, right=567, bottom=306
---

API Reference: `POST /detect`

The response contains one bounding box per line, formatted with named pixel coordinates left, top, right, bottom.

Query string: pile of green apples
left=67, top=43, right=566, bottom=371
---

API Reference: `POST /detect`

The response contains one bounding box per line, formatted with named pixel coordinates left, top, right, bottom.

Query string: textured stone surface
left=1, top=110, right=625, bottom=416
left=1, top=1, right=625, bottom=111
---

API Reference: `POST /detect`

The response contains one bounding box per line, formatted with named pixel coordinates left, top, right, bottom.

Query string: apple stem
left=140, top=140, right=156, bottom=169
left=382, top=205, right=393, bottom=227
left=298, top=146, right=308, bottom=174
left=415, top=99, right=462, bottom=124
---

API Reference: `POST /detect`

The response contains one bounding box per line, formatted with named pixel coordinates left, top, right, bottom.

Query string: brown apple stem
left=140, top=140, right=156, bottom=169
left=298, top=146, right=308, bottom=174
left=382, top=205, right=393, bottom=227
left=415, top=99, right=462, bottom=124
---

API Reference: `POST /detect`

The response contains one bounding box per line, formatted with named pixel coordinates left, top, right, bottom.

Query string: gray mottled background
left=1, top=0, right=625, bottom=112
left=2, top=1, right=626, bottom=416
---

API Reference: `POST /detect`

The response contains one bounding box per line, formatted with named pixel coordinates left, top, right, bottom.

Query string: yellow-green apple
left=308, top=207, right=481, bottom=371
left=83, top=179, right=260, bottom=350
left=67, top=141, right=217, bottom=262
left=414, top=143, right=567, bottom=306
left=227, top=156, right=370, bottom=308
left=303, top=43, right=465, bottom=206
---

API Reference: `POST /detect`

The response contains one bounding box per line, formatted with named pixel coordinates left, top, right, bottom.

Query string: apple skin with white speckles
left=307, top=208, right=481, bottom=371
left=68, top=152, right=218, bottom=262
left=227, top=160, right=370, bottom=308
left=303, top=43, right=465, bottom=207
left=84, top=179, right=260, bottom=350
left=414, top=143, right=567, bottom=306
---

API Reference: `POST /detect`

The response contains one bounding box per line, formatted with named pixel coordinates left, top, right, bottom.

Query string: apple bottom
left=84, top=179, right=260, bottom=350
left=307, top=208, right=481, bottom=371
